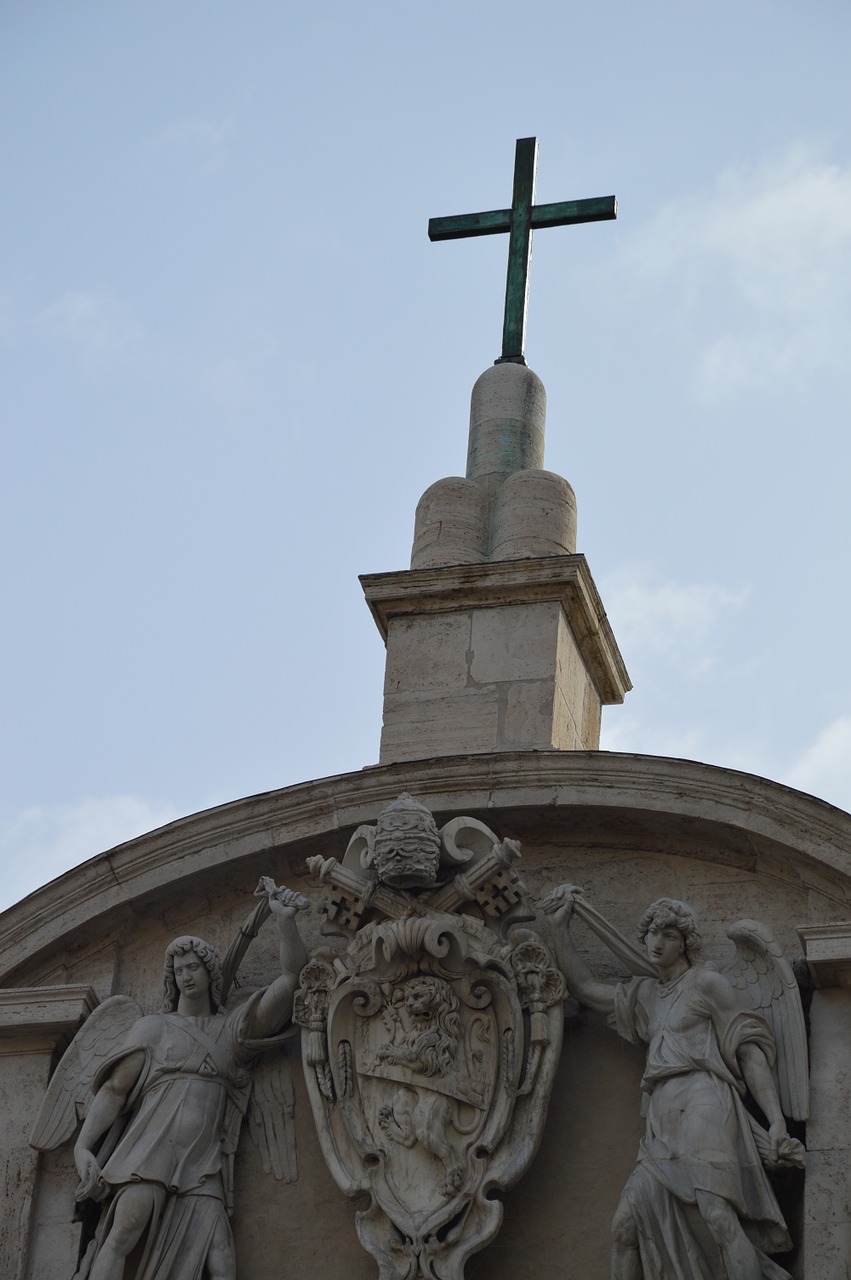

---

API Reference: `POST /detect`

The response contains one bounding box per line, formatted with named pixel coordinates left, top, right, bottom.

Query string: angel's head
left=162, top=935, right=224, bottom=1012
left=637, top=899, right=703, bottom=965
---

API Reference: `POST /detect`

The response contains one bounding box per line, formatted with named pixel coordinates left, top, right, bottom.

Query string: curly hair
left=637, top=898, right=703, bottom=959
left=162, top=935, right=224, bottom=1012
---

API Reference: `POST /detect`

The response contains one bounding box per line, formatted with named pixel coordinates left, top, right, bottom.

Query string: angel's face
left=173, top=950, right=211, bottom=999
left=644, top=926, right=685, bottom=971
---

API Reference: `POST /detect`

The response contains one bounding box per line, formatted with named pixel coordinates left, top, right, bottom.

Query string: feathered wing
left=29, top=995, right=143, bottom=1151
left=246, top=1049, right=299, bottom=1183
left=722, top=919, right=809, bottom=1121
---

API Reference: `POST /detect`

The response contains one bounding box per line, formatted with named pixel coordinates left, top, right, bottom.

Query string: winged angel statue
left=542, top=886, right=807, bottom=1280
left=30, top=878, right=308, bottom=1280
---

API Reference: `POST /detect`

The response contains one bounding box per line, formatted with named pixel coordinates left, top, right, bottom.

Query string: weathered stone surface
left=547, top=889, right=806, bottom=1277
left=801, top=989, right=851, bottom=1275
left=3, top=754, right=851, bottom=1278
left=362, top=559, right=630, bottom=762
left=406, top=363, right=590, bottom=754
left=491, top=468, right=577, bottom=560
left=298, top=796, right=563, bottom=1278
left=383, top=613, right=472, bottom=693
left=411, top=476, right=488, bottom=570
left=798, top=921, right=851, bottom=987
left=465, top=362, right=546, bottom=494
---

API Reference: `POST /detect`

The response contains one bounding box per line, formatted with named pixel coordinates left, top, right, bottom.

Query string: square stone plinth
left=361, top=555, right=630, bottom=764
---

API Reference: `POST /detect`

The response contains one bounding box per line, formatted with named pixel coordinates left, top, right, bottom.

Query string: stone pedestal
left=361, top=556, right=630, bottom=763
left=365, top=361, right=630, bottom=764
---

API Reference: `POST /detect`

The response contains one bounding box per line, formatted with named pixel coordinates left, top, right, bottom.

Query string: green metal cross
left=429, top=137, right=617, bottom=365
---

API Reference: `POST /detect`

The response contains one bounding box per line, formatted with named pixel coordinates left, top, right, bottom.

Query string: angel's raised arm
left=541, top=885, right=617, bottom=1015
left=251, top=882, right=309, bottom=1038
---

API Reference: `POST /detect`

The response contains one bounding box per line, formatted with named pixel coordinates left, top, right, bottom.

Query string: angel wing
left=29, top=995, right=142, bottom=1150
left=721, top=919, right=809, bottom=1122
left=219, top=1036, right=300, bottom=1213
left=246, top=1048, right=299, bottom=1183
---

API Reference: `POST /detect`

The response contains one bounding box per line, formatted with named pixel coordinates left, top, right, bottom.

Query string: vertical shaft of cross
left=500, top=138, right=538, bottom=365
left=428, top=137, right=617, bottom=367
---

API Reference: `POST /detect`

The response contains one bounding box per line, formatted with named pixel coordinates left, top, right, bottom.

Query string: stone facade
left=3, top=752, right=850, bottom=1278
left=4, top=341, right=850, bottom=1277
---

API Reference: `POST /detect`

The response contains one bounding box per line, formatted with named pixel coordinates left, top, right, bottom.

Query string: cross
left=428, top=137, right=617, bottom=365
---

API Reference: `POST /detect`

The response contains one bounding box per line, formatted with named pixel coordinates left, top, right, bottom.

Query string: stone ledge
left=0, top=985, right=98, bottom=1052
left=798, top=923, right=851, bottom=988
left=360, top=554, right=631, bottom=704
left=2, top=753, right=851, bottom=986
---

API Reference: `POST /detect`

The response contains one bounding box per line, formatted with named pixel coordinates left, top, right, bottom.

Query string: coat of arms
left=294, top=794, right=564, bottom=1279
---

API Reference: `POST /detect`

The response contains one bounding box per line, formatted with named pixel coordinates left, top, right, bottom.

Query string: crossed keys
left=306, top=838, right=530, bottom=935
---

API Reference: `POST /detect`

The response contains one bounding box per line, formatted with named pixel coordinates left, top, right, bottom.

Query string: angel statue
left=30, top=878, right=309, bottom=1280
left=542, top=887, right=808, bottom=1280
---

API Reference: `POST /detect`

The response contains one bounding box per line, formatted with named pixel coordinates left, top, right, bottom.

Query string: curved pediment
left=2, top=749, right=850, bottom=985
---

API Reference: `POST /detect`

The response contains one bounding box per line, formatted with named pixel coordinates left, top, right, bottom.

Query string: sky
left=2, top=1, right=851, bottom=912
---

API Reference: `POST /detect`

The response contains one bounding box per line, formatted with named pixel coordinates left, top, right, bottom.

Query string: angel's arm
left=73, top=1050, right=145, bottom=1196
left=542, top=888, right=616, bottom=1015
left=738, top=1042, right=789, bottom=1164
left=251, top=890, right=309, bottom=1038
left=698, top=970, right=791, bottom=1163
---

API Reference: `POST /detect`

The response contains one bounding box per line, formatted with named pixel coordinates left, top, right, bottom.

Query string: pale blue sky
left=2, top=1, right=851, bottom=909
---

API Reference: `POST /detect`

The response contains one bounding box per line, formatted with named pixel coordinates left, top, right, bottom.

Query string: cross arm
left=531, top=195, right=617, bottom=229
left=428, top=209, right=512, bottom=241
left=428, top=194, right=616, bottom=243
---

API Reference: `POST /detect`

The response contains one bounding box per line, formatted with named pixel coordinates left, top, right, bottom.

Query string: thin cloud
left=622, top=146, right=851, bottom=396
left=602, top=566, right=748, bottom=672
left=36, top=291, right=143, bottom=371
left=148, top=116, right=237, bottom=176
left=782, top=715, right=851, bottom=812
left=0, top=795, right=180, bottom=913
left=599, top=567, right=749, bottom=762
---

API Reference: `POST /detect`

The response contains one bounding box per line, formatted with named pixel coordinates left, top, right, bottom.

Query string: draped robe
left=612, top=967, right=793, bottom=1280
left=80, top=994, right=262, bottom=1280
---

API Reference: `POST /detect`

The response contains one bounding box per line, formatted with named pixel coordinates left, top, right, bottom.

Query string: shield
left=295, top=798, right=564, bottom=1278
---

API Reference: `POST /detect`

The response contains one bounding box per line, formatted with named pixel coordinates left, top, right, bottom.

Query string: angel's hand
left=256, top=879, right=309, bottom=919
left=540, top=884, right=584, bottom=926
left=767, top=1124, right=806, bottom=1170
left=767, top=1120, right=790, bottom=1169
left=776, top=1133, right=806, bottom=1169
left=74, top=1147, right=105, bottom=1203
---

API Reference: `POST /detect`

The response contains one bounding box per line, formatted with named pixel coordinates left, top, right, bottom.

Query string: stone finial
left=366, top=361, right=629, bottom=763
left=411, top=362, right=576, bottom=569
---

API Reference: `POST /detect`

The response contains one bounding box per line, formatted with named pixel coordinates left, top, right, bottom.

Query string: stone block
left=502, top=680, right=557, bottom=747
left=469, top=603, right=561, bottom=684
left=802, top=1147, right=851, bottom=1274
left=383, top=614, right=471, bottom=694
left=551, top=682, right=583, bottom=751
left=380, top=687, right=500, bottom=761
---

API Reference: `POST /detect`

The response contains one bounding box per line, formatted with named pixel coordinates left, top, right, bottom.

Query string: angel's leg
left=89, top=1184, right=158, bottom=1280
left=610, top=1196, right=642, bottom=1280
left=694, top=1189, right=761, bottom=1280
left=206, top=1209, right=236, bottom=1280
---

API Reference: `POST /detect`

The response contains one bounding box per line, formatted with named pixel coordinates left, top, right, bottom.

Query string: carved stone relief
left=29, top=880, right=308, bottom=1280
left=25, top=797, right=815, bottom=1280
left=294, top=793, right=564, bottom=1279
left=544, top=886, right=808, bottom=1280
